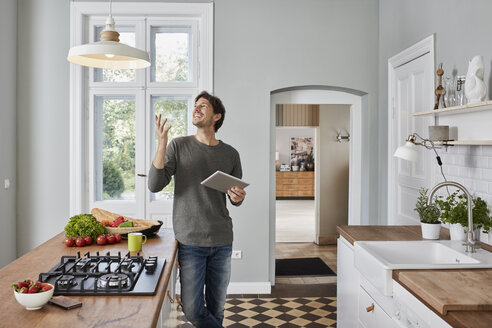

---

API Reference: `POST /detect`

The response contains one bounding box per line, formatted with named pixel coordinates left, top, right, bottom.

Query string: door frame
left=269, top=86, right=366, bottom=285
left=387, top=34, right=435, bottom=225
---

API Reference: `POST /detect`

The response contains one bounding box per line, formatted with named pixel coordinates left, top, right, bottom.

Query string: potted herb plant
left=435, top=190, right=468, bottom=240
left=306, top=152, right=314, bottom=171
left=415, top=188, right=441, bottom=239
left=434, top=190, right=490, bottom=240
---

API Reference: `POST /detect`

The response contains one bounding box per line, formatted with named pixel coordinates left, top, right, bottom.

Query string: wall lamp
left=336, top=131, right=350, bottom=143
left=394, top=133, right=450, bottom=183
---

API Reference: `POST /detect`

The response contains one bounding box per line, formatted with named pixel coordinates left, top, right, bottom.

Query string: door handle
left=137, top=174, right=147, bottom=177
left=366, top=303, right=375, bottom=312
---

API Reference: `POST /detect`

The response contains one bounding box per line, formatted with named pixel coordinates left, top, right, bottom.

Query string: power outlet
left=231, top=250, right=242, bottom=259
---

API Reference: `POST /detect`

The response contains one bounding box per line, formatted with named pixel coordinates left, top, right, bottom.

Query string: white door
left=388, top=36, right=435, bottom=225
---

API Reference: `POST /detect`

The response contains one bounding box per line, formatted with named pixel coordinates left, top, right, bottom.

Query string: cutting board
left=397, top=269, right=492, bottom=315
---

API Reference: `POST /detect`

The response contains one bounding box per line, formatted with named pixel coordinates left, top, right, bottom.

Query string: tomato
left=106, top=235, right=116, bottom=244
left=114, top=234, right=122, bottom=243
left=75, top=237, right=86, bottom=247
left=84, top=236, right=93, bottom=245
left=65, top=238, right=75, bottom=247
left=28, top=286, right=39, bottom=294
left=96, top=235, right=107, bottom=245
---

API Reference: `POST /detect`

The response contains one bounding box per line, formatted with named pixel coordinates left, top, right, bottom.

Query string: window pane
left=152, top=96, right=190, bottom=200
left=94, top=26, right=136, bottom=82
left=151, top=26, right=192, bottom=83
left=95, top=96, right=136, bottom=200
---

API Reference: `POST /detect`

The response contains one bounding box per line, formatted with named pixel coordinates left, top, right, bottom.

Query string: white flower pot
left=449, top=223, right=466, bottom=241
left=421, top=222, right=441, bottom=239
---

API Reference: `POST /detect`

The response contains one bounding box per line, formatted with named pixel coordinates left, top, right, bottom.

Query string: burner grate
left=39, top=251, right=165, bottom=296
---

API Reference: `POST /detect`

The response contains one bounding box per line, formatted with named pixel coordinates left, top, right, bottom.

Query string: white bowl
left=13, top=284, right=54, bottom=310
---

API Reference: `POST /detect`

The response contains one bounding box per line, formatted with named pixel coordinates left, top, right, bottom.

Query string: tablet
left=201, top=171, right=249, bottom=193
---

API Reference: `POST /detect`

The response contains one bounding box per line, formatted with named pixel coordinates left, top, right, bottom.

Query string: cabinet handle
left=137, top=173, right=147, bottom=177
left=366, top=303, right=374, bottom=312
left=167, top=290, right=174, bottom=303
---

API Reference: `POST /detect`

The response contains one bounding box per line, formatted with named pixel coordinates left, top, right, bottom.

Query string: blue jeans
left=178, top=242, right=232, bottom=328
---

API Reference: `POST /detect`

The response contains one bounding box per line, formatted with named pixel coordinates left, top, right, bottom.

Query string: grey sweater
left=148, top=136, right=243, bottom=247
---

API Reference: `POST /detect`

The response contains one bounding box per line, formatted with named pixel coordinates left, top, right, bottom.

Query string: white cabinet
left=157, top=260, right=178, bottom=328
left=358, top=285, right=395, bottom=328
left=337, top=235, right=453, bottom=328
left=337, top=236, right=360, bottom=327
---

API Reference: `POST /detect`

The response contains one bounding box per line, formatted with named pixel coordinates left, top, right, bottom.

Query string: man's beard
left=193, top=117, right=214, bottom=129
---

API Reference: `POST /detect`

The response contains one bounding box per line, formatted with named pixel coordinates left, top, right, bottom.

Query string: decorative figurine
left=465, top=55, right=486, bottom=104
left=434, top=63, right=446, bottom=110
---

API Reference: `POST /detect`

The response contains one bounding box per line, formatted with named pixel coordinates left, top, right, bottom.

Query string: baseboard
left=316, top=234, right=338, bottom=245
left=175, top=281, right=272, bottom=295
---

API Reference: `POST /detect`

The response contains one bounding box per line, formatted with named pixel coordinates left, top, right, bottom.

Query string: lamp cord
left=413, top=132, right=450, bottom=196
left=109, top=0, right=113, bottom=18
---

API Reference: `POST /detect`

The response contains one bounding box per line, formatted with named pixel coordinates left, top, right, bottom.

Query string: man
left=148, top=91, right=246, bottom=327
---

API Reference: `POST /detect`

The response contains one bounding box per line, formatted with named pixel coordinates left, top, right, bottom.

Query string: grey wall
left=318, top=105, right=350, bottom=243
left=12, top=0, right=380, bottom=285
left=215, top=0, right=379, bottom=283
left=379, top=0, right=492, bottom=224
left=0, top=0, right=17, bottom=269
left=276, top=127, right=315, bottom=166
left=17, top=0, right=70, bottom=256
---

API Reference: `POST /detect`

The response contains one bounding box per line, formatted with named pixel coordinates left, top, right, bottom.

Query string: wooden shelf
left=433, top=140, right=492, bottom=146
left=412, top=100, right=492, bottom=117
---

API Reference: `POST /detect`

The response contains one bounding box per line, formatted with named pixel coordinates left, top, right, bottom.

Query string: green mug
left=128, top=232, right=147, bottom=252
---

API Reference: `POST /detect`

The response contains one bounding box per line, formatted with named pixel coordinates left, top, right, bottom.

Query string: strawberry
left=21, top=287, right=28, bottom=294
left=17, top=281, right=29, bottom=289
left=42, top=285, right=52, bottom=292
left=28, top=286, right=39, bottom=293
left=35, top=281, right=43, bottom=289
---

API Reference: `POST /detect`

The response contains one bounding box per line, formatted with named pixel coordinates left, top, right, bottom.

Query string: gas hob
left=39, top=251, right=166, bottom=296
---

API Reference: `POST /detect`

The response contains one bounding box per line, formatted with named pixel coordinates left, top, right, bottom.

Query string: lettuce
left=64, top=214, right=106, bottom=240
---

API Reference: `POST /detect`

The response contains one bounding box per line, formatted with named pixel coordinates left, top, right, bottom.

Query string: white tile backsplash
left=436, top=145, right=492, bottom=245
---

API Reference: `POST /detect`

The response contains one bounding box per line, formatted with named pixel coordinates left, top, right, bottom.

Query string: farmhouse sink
left=354, top=240, right=492, bottom=296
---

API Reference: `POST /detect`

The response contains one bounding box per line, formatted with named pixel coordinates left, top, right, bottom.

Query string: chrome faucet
left=428, top=181, right=476, bottom=253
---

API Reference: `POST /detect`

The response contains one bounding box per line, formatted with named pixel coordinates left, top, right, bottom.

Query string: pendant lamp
left=67, top=0, right=150, bottom=69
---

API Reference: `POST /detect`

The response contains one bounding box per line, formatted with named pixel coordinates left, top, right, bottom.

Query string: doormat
left=275, top=257, right=336, bottom=276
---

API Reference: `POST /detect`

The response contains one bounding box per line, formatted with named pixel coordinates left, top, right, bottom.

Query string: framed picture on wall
left=290, top=137, right=313, bottom=166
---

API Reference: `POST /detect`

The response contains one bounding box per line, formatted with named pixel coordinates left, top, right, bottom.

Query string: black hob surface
left=39, top=251, right=166, bottom=296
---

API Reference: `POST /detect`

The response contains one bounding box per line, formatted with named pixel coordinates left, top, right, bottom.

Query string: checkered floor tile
left=170, top=296, right=337, bottom=327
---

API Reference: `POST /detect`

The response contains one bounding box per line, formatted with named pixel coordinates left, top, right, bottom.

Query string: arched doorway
left=268, top=86, right=368, bottom=284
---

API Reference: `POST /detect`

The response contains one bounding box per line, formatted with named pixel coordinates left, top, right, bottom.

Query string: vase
left=306, top=163, right=314, bottom=171
left=449, top=223, right=466, bottom=241
left=421, top=222, right=441, bottom=239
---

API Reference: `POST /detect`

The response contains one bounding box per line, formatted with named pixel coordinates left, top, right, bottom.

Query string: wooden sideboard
left=276, top=171, right=314, bottom=197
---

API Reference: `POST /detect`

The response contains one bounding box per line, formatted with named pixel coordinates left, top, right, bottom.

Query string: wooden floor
left=276, top=200, right=315, bottom=243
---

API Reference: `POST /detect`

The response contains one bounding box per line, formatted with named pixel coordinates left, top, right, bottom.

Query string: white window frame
left=69, top=2, right=213, bottom=215
left=88, top=17, right=146, bottom=88
left=147, top=19, right=199, bottom=88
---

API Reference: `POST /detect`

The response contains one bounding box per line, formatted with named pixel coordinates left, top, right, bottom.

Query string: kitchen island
left=337, top=225, right=492, bottom=328
left=0, top=229, right=177, bottom=328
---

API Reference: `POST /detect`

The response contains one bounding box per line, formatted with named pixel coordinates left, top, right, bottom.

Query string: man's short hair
left=195, top=91, right=226, bottom=132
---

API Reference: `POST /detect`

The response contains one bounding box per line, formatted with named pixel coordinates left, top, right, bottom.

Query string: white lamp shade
left=394, top=141, right=418, bottom=162
left=67, top=41, right=150, bottom=69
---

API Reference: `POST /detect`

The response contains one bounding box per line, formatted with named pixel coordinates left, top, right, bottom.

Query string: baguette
left=91, top=208, right=161, bottom=228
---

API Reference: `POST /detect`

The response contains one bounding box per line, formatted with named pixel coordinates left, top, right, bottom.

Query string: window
left=70, top=2, right=213, bottom=223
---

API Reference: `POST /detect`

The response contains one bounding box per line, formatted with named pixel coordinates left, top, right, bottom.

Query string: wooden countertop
left=337, top=225, right=492, bottom=328
left=337, top=224, right=450, bottom=245
left=0, top=229, right=177, bottom=328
